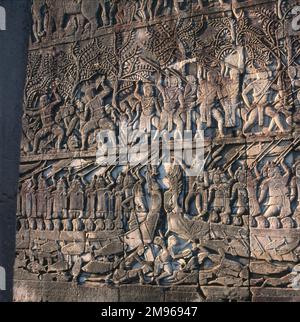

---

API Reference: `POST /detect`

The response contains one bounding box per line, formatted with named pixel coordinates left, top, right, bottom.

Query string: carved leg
left=212, top=109, right=225, bottom=137
left=32, top=128, right=48, bottom=153
left=173, top=0, right=180, bottom=15
left=32, top=19, right=40, bottom=43
left=264, top=205, right=281, bottom=218
left=265, top=106, right=286, bottom=133
left=81, top=121, right=96, bottom=150
left=53, top=126, right=65, bottom=151
left=242, top=109, right=258, bottom=134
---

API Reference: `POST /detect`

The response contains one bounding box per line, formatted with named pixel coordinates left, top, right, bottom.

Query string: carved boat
left=250, top=228, right=300, bottom=262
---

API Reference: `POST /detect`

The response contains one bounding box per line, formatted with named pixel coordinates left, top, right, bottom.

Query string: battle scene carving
left=15, top=0, right=300, bottom=302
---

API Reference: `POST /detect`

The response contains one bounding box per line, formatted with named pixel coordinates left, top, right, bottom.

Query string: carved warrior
left=16, top=0, right=300, bottom=299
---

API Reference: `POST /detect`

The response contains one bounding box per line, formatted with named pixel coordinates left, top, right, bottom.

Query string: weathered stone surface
left=119, top=285, right=164, bottom=302
left=165, top=286, right=204, bottom=302
left=13, top=0, right=300, bottom=302
left=14, top=280, right=119, bottom=302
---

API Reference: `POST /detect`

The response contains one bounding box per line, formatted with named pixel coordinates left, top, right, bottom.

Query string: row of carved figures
left=22, top=60, right=298, bottom=155
left=31, top=0, right=237, bottom=43
left=18, top=158, right=300, bottom=229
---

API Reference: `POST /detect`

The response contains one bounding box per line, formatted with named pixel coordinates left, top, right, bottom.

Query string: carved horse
left=47, top=0, right=102, bottom=36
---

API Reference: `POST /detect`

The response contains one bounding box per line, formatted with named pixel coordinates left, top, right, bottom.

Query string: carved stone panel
left=14, top=0, right=300, bottom=302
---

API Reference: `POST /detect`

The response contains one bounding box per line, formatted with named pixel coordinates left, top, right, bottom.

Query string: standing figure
left=133, top=82, right=160, bottom=133
left=208, top=168, right=232, bottom=223
left=156, top=72, right=184, bottom=134
left=96, top=172, right=114, bottom=219
left=36, top=174, right=51, bottom=220
left=184, top=75, right=198, bottom=131
left=113, top=173, right=125, bottom=229
left=231, top=165, right=248, bottom=225
left=20, top=179, right=35, bottom=218
left=52, top=176, right=68, bottom=219
left=85, top=175, right=97, bottom=219
left=198, top=70, right=225, bottom=137
left=247, top=165, right=261, bottom=219
left=258, top=160, right=291, bottom=218
left=68, top=174, right=85, bottom=219
left=290, top=160, right=300, bottom=226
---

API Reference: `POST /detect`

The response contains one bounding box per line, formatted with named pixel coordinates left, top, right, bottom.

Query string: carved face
left=116, top=174, right=123, bottom=184
left=187, top=75, right=197, bottom=85
left=137, top=245, right=145, bottom=256
left=168, top=236, right=177, bottom=247
left=144, top=84, right=153, bottom=97
left=167, top=76, right=178, bottom=87
left=213, top=172, right=221, bottom=184
left=40, top=95, right=49, bottom=106
left=256, top=71, right=269, bottom=80
left=268, top=165, right=281, bottom=178
left=207, top=71, right=215, bottom=82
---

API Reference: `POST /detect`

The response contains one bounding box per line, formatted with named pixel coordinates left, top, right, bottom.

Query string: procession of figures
left=15, top=0, right=300, bottom=301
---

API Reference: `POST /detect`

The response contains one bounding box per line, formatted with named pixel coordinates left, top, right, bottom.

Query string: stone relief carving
left=15, top=0, right=300, bottom=301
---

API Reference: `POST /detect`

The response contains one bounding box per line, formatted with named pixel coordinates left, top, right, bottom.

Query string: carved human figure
left=36, top=174, right=51, bottom=220
left=247, top=165, right=261, bottom=218
left=122, top=166, right=138, bottom=220
left=154, top=0, right=168, bottom=18
left=198, top=70, right=225, bottom=137
left=220, top=46, right=245, bottom=129
left=113, top=172, right=125, bottom=228
left=55, top=100, right=76, bottom=138
left=20, top=179, right=35, bottom=218
left=99, top=0, right=109, bottom=26
left=96, top=171, right=114, bottom=219
left=184, top=75, right=198, bottom=131
left=133, top=82, right=160, bottom=133
left=185, top=172, right=209, bottom=217
left=156, top=72, right=184, bottom=134
left=268, top=80, right=292, bottom=133
left=147, top=165, right=162, bottom=216
left=113, top=245, right=153, bottom=284
left=164, top=164, right=183, bottom=214
left=115, top=0, right=137, bottom=24
left=258, top=160, right=291, bottom=218
left=27, top=87, right=64, bottom=154
left=81, top=78, right=114, bottom=150
left=52, top=176, right=68, bottom=219
left=208, top=168, right=232, bottom=223
left=290, top=160, right=300, bottom=226
left=242, top=69, right=288, bottom=135
left=68, top=174, right=85, bottom=219
left=86, top=175, right=97, bottom=219
left=153, top=236, right=174, bottom=285
left=231, top=165, right=248, bottom=225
